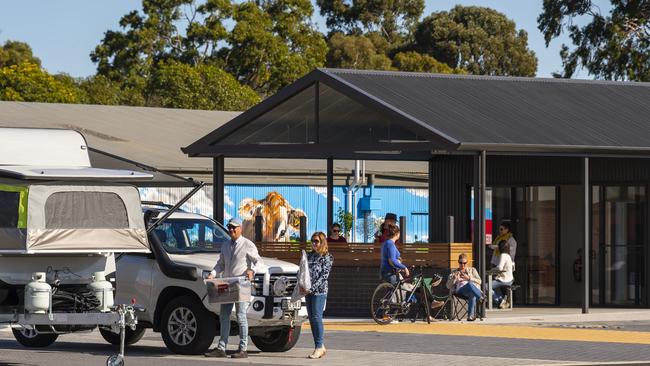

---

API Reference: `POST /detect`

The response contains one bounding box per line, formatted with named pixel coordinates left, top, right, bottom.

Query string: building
left=184, top=68, right=650, bottom=309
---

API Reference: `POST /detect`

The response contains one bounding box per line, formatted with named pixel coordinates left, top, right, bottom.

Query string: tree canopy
left=538, top=0, right=650, bottom=81
left=0, top=62, right=80, bottom=103
left=91, top=0, right=326, bottom=96
left=148, top=60, right=260, bottom=110
left=317, top=0, right=425, bottom=44
left=0, top=41, right=41, bottom=68
left=0, top=1, right=544, bottom=109
left=414, top=6, right=537, bottom=76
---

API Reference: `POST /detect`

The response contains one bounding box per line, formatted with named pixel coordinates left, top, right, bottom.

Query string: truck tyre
left=251, top=325, right=301, bottom=352
left=12, top=327, right=58, bottom=347
left=99, top=325, right=146, bottom=346
left=160, top=295, right=216, bottom=355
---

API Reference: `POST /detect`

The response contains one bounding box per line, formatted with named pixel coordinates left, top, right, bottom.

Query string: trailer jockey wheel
left=107, top=354, right=124, bottom=366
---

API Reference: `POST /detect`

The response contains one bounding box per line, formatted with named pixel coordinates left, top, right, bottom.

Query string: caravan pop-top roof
left=0, top=128, right=152, bottom=181
left=0, top=128, right=152, bottom=254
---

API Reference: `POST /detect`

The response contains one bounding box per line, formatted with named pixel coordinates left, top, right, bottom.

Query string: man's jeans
left=491, top=280, right=513, bottom=304
left=218, top=302, right=249, bottom=351
left=305, top=294, right=327, bottom=348
left=455, top=282, right=482, bottom=318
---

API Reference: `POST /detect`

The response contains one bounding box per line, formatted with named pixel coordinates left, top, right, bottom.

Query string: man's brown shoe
left=430, top=300, right=445, bottom=309
left=204, top=348, right=228, bottom=358
left=231, top=350, right=248, bottom=359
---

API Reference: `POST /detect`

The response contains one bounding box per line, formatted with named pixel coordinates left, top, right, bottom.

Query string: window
left=45, top=192, right=129, bottom=229
left=0, top=191, right=20, bottom=228
left=153, top=219, right=229, bottom=253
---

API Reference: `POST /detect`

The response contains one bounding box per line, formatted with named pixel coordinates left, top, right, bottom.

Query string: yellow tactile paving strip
left=306, top=322, right=650, bottom=345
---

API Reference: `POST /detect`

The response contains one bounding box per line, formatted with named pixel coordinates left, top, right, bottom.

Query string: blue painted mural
left=140, top=185, right=431, bottom=243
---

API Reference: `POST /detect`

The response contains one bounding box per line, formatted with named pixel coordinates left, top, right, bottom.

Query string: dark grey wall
left=559, top=185, right=585, bottom=306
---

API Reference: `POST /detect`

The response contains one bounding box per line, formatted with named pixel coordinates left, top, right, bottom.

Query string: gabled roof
left=184, top=68, right=650, bottom=158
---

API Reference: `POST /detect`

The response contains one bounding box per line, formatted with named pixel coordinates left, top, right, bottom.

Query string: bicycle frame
left=382, top=270, right=431, bottom=323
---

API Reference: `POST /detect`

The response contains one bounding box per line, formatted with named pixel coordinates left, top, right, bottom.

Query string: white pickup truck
left=99, top=203, right=307, bottom=355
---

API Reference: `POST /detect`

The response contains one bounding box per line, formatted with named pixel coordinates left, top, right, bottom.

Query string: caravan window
left=45, top=191, right=129, bottom=229
left=0, top=191, right=20, bottom=227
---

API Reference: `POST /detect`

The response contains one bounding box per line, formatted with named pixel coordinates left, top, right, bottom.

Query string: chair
left=497, top=284, right=520, bottom=309
left=449, top=289, right=469, bottom=320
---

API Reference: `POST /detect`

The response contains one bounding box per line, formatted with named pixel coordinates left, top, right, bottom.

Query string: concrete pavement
left=2, top=309, right=650, bottom=365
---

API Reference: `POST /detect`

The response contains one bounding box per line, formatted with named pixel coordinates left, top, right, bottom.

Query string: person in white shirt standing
left=491, top=240, right=514, bottom=309
left=205, top=217, right=263, bottom=359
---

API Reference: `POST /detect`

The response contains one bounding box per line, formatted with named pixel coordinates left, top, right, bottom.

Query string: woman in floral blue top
left=300, top=231, right=333, bottom=359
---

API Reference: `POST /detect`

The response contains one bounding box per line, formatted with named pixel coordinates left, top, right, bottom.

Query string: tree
left=91, top=0, right=194, bottom=83
left=414, top=5, right=538, bottom=76
left=220, top=0, right=327, bottom=95
left=317, top=0, right=425, bottom=44
left=93, top=0, right=326, bottom=97
left=148, top=60, right=259, bottom=110
left=392, top=51, right=464, bottom=73
left=0, top=41, right=41, bottom=68
left=538, top=0, right=650, bottom=81
left=0, top=62, right=80, bottom=103
left=78, top=75, right=146, bottom=106
left=326, top=32, right=392, bottom=70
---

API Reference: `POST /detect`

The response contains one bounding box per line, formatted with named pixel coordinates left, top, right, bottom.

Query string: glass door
left=490, top=186, right=557, bottom=305
left=593, top=186, right=646, bottom=306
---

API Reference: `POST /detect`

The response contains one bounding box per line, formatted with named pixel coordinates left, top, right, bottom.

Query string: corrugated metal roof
left=0, top=101, right=239, bottom=172
left=322, top=69, right=650, bottom=152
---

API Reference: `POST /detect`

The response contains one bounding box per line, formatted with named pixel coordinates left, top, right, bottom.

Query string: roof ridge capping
left=318, top=68, right=650, bottom=87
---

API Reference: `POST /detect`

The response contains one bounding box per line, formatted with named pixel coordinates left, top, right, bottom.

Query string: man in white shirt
left=205, top=218, right=263, bottom=359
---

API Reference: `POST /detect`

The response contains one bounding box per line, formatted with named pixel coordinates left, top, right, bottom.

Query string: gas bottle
left=88, top=271, right=114, bottom=312
left=24, top=272, right=51, bottom=314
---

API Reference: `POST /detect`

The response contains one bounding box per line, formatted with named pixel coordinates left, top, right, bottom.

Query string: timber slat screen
left=256, top=242, right=473, bottom=269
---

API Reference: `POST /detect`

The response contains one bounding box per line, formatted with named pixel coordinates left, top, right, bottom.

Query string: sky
left=0, top=0, right=611, bottom=79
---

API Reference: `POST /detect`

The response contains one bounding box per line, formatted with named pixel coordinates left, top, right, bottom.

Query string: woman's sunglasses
left=312, top=239, right=320, bottom=244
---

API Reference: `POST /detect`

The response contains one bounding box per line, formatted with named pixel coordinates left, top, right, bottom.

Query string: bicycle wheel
left=371, top=282, right=400, bottom=325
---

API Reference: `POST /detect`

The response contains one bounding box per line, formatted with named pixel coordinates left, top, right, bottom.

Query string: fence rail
left=256, top=242, right=473, bottom=268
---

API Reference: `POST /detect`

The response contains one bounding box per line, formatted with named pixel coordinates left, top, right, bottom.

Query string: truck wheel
left=160, top=295, right=216, bottom=355
left=99, top=325, right=146, bottom=346
left=12, top=327, right=58, bottom=347
left=251, top=326, right=301, bottom=352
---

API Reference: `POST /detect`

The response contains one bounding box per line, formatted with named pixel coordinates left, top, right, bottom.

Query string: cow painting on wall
left=238, top=191, right=306, bottom=242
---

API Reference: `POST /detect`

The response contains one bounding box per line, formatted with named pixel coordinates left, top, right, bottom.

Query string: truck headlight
left=273, top=276, right=289, bottom=296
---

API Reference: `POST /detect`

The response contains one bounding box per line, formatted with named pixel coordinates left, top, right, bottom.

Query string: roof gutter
left=458, top=143, right=650, bottom=157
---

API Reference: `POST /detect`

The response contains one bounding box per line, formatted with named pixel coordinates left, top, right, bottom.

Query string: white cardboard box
left=205, top=277, right=252, bottom=304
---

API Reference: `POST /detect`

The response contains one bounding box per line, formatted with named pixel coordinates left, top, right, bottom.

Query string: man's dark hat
left=384, top=213, right=397, bottom=221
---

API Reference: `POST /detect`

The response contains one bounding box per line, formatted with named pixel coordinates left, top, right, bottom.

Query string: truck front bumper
left=207, top=296, right=308, bottom=327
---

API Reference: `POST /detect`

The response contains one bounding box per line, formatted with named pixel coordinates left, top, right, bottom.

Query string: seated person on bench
left=446, top=253, right=483, bottom=321
left=491, top=240, right=514, bottom=309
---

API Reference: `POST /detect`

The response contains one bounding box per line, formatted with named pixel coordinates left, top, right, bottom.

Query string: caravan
left=0, top=128, right=306, bottom=359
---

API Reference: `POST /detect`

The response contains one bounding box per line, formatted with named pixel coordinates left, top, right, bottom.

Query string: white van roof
left=0, top=128, right=152, bottom=181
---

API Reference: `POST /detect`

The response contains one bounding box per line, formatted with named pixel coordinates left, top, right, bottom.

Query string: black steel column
left=213, top=156, right=225, bottom=225
left=479, top=151, right=487, bottom=307
left=473, top=155, right=480, bottom=267
left=582, top=157, right=590, bottom=314
left=428, top=158, right=435, bottom=243
left=327, top=157, right=334, bottom=233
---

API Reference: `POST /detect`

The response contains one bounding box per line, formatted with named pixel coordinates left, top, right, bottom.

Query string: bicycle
left=370, top=266, right=442, bottom=325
